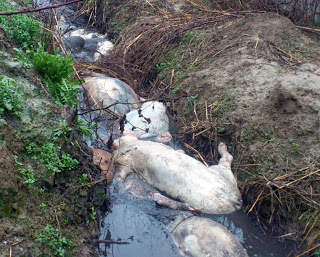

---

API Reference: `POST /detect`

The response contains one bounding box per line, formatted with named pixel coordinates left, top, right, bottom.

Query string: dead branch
left=92, top=239, right=129, bottom=245
left=0, top=0, right=83, bottom=16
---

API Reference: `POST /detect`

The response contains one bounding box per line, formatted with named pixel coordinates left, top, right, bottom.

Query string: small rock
left=5, top=61, right=23, bottom=69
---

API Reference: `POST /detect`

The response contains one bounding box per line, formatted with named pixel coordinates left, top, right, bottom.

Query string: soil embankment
left=0, top=1, right=107, bottom=256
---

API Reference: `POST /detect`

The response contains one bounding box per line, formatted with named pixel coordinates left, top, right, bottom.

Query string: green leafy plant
left=14, top=155, right=23, bottom=166
left=172, top=87, right=181, bottom=94
left=40, top=203, right=47, bottom=211
left=156, top=59, right=182, bottom=74
left=32, top=49, right=80, bottom=107
left=79, top=173, right=88, bottom=185
left=36, top=224, right=73, bottom=257
left=53, top=120, right=72, bottom=141
left=187, top=94, right=198, bottom=104
left=73, top=118, right=97, bottom=140
left=90, top=206, right=96, bottom=220
left=14, top=47, right=34, bottom=68
left=217, top=127, right=225, bottom=133
left=19, top=168, right=36, bottom=187
left=0, top=77, right=24, bottom=118
left=0, top=0, right=43, bottom=46
left=289, top=139, right=301, bottom=156
left=27, top=142, right=78, bottom=174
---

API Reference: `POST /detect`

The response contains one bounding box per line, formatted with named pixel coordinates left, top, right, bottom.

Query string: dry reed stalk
left=91, top=10, right=242, bottom=89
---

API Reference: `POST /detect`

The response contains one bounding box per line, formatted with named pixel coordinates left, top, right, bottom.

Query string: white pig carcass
left=113, top=135, right=242, bottom=214
left=171, top=216, right=248, bottom=257
left=124, top=101, right=171, bottom=142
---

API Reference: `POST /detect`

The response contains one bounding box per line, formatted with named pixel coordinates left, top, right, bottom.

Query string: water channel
left=34, top=1, right=295, bottom=256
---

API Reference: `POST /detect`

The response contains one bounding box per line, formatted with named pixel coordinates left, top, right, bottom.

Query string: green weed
left=172, top=87, right=181, bottom=94
left=19, top=168, right=36, bottom=187
left=73, top=118, right=97, bottom=140
left=0, top=77, right=24, bottom=118
left=289, top=139, right=301, bottom=156
left=79, top=173, right=88, bottom=186
left=32, top=49, right=80, bottom=107
left=0, top=0, right=43, bottom=47
left=40, top=203, right=47, bottom=211
left=217, top=127, right=225, bottom=133
left=14, top=47, right=34, bottom=68
left=187, top=94, right=198, bottom=104
left=36, top=224, right=73, bottom=257
left=90, top=206, right=96, bottom=220
left=53, top=120, right=72, bottom=141
left=27, top=142, right=78, bottom=174
left=156, top=59, right=182, bottom=74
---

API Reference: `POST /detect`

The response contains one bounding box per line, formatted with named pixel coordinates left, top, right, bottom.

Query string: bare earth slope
left=161, top=13, right=320, bottom=248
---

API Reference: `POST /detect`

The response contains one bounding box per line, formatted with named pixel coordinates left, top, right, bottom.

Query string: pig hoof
left=218, top=142, right=228, bottom=155
left=156, top=132, right=172, bottom=143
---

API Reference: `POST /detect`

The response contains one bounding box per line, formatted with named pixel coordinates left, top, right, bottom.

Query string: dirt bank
left=0, top=14, right=106, bottom=257
left=163, top=13, right=320, bottom=247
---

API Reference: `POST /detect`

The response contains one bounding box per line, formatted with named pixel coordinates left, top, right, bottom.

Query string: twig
left=75, top=140, right=90, bottom=157
left=54, top=210, right=62, bottom=239
left=9, top=241, right=22, bottom=257
left=92, top=239, right=129, bottom=245
left=184, top=143, right=209, bottom=167
left=299, top=212, right=319, bottom=247
left=296, top=25, right=320, bottom=33
left=296, top=244, right=320, bottom=257
left=0, top=0, right=83, bottom=16
left=248, top=190, right=264, bottom=213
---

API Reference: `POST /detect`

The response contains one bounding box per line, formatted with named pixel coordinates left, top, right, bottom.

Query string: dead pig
left=123, top=101, right=172, bottom=142
left=171, top=216, right=248, bottom=257
left=113, top=135, right=242, bottom=214
left=83, top=74, right=140, bottom=117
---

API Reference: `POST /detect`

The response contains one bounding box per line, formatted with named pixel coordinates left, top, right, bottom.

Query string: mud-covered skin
left=83, top=74, right=140, bottom=117
left=113, top=135, right=242, bottom=214
left=171, top=216, right=248, bottom=257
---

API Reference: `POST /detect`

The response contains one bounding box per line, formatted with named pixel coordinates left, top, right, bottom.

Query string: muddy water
left=98, top=182, right=183, bottom=257
left=98, top=178, right=294, bottom=257
left=33, top=1, right=294, bottom=256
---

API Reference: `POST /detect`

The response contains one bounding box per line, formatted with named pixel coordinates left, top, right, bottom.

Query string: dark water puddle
left=98, top=182, right=183, bottom=257
left=99, top=203, right=181, bottom=257
left=204, top=212, right=294, bottom=257
left=98, top=179, right=294, bottom=257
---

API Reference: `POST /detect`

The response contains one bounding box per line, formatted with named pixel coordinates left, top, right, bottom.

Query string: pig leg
left=155, top=132, right=173, bottom=143
left=115, top=165, right=133, bottom=181
left=151, top=193, right=196, bottom=212
left=218, top=142, right=233, bottom=170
